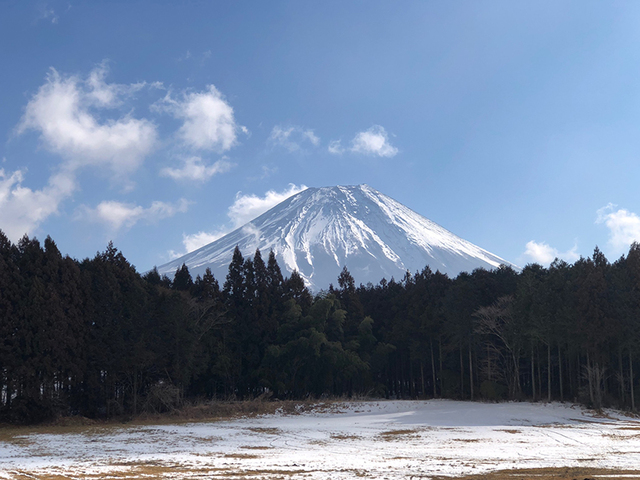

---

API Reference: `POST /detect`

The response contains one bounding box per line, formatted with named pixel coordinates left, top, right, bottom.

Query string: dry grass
left=240, top=445, right=273, bottom=450
left=0, top=399, right=336, bottom=444
left=330, top=433, right=361, bottom=440
left=432, top=466, right=640, bottom=480
left=8, top=465, right=640, bottom=480
left=6, top=460, right=319, bottom=479
left=380, top=428, right=418, bottom=436
left=223, top=452, right=260, bottom=459
left=379, top=428, right=420, bottom=441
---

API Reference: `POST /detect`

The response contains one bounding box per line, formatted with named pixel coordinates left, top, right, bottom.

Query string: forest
left=1, top=229, right=640, bottom=423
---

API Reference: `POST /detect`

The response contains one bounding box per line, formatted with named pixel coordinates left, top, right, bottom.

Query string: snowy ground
left=1, top=400, right=640, bottom=479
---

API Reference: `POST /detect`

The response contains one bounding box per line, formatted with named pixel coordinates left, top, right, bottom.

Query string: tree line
left=1, top=229, right=640, bottom=423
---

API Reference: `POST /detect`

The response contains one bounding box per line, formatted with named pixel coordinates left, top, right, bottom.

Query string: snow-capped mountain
left=157, top=184, right=514, bottom=290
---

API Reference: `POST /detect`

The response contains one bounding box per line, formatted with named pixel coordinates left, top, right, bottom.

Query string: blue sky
left=3, top=0, right=640, bottom=272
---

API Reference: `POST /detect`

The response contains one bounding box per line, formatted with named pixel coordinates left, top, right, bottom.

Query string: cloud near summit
left=174, top=184, right=308, bottom=258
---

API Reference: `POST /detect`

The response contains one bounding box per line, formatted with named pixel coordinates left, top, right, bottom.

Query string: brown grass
left=0, top=399, right=337, bottom=444
left=6, top=463, right=314, bottom=479
left=5, top=464, right=640, bottom=480
left=330, top=433, right=361, bottom=440
left=247, top=426, right=281, bottom=435
left=223, top=452, right=260, bottom=459
left=432, top=466, right=640, bottom=480
left=379, top=428, right=420, bottom=441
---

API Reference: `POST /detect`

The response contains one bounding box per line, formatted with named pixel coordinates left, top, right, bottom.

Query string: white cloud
left=328, top=139, right=345, bottom=155
left=85, top=62, right=146, bottom=108
left=181, top=230, right=228, bottom=254
left=78, top=198, right=190, bottom=232
left=17, top=66, right=158, bottom=179
left=228, top=184, right=307, bottom=228
left=170, top=184, right=307, bottom=258
left=160, top=156, right=234, bottom=182
left=0, top=168, right=76, bottom=242
left=268, top=125, right=320, bottom=152
left=596, top=203, right=640, bottom=255
left=156, top=85, right=242, bottom=152
left=350, top=125, right=398, bottom=157
left=522, top=240, right=579, bottom=265
left=37, top=4, right=59, bottom=24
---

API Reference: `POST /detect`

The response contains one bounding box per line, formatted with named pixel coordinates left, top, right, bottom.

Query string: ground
left=1, top=400, right=640, bottom=479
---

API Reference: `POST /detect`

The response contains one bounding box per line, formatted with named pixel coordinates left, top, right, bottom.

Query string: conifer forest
left=2, top=230, right=640, bottom=424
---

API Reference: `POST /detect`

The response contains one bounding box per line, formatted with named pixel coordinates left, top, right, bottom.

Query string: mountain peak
left=157, top=184, right=514, bottom=290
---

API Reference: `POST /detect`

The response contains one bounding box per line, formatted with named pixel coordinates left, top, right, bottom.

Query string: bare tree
left=474, top=296, right=522, bottom=398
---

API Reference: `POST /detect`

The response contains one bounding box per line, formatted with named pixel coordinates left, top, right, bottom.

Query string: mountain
left=157, top=184, right=515, bottom=290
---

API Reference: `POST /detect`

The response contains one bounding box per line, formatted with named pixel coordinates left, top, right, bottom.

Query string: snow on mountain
left=157, top=184, right=515, bottom=290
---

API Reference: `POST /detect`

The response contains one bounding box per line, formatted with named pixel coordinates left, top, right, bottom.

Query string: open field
left=1, top=400, right=640, bottom=479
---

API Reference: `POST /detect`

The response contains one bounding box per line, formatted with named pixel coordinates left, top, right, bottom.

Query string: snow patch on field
left=1, top=400, right=640, bottom=479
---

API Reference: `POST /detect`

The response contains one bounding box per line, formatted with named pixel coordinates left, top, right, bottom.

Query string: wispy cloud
left=37, top=4, right=59, bottom=24
left=228, top=184, right=307, bottom=228
left=8, top=63, right=241, bottom=240
left=268, top=125, right=320, bottom=152
left=522, top=240, right=579, bottom=266
left=327, top=139, right=345, bottom=155
left=329, top=125, right=398, bottom=158
left=0, top=168, right=75, bottom=242
left=77, top=199, right=190, bottom=232
left=17, top=64, right=158, bottom=180
left=350, top=125, right=398, bottom=157
left=170, top=184, right=307, bottom=257
left=160, top=156, right=234, bottom=182
left=170, top=229, right=230, bottom=259
left=154, top=85, right=245, bottom=152
left=8, top=63, right=160, bottom=239
left=596, top=203, right=640, bottom=255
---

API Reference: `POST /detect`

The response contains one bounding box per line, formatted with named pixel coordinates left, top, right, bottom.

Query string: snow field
left=1, top=399, right=640, bottom=479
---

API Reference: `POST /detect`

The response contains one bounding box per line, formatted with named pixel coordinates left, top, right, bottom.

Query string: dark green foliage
left=5, top=231, right=640, bottom=424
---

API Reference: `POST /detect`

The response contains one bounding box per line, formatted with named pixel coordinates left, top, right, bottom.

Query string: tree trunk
left=430, top=338, right=437, bottom=398
left=587, top=352, right=594, bottom=406
left=531, top=347, right=536, bottom=401
left=558, top=345, right=563, bottom=402
left=133, top=370, right=138, bottom=416
left=630, top=351, right=635, bottom=411
left=468, top=340, right=474, bottom=401
left=537, top=348, right=542, bottom=399
left=439, top=336, right=444, bottom=396
left=420, top=362, right=425, bottom=399
left=547, top=343, right=551, bottom=402
left=619, top=346, right=625, bottom=405
left=459, top=342, right=464, bottom=398
left=487, top=344, right=492, bottom=381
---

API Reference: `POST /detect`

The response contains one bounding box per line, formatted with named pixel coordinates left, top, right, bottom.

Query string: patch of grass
left=431, top=466, right=640, bottom=480
left=223, top=452, right=260, bottom=459
left=379, top=428, right=419, bottom=440
left=330, top=433, right=360, bottom=440
left=247, top=426, right=281, bottom=435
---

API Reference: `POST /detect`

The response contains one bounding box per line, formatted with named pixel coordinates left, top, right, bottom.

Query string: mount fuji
left=157, top=185, right=515, bottom=290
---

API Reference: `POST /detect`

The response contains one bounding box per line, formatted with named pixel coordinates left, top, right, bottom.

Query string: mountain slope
left=157, top=184, right=514, bottom=289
